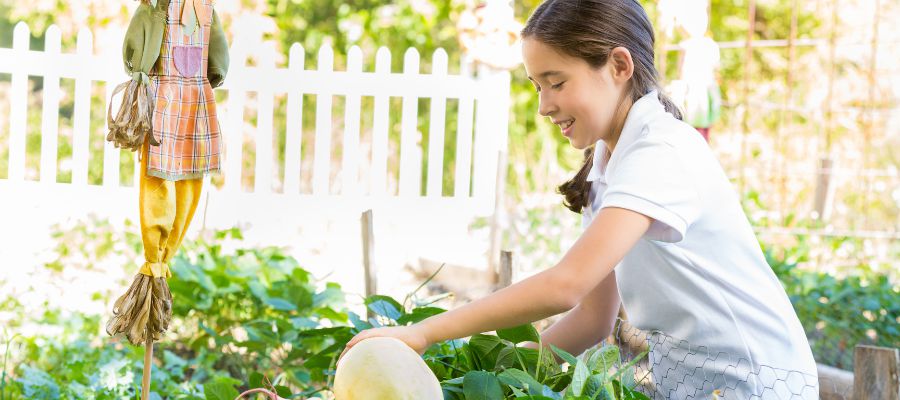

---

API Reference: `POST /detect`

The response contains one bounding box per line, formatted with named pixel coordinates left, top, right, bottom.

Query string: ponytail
left=557, top=147, right=594, bottom=214
left=657, top=90, right=684, bottom=121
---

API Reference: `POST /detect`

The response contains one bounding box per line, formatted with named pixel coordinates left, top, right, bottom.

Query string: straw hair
left=106, top=274, right=172, bottom=345
left=107, top=78, right=160, bottom=154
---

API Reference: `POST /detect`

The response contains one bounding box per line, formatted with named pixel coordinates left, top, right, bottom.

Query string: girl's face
left=522, top=38, right=630, bottom=150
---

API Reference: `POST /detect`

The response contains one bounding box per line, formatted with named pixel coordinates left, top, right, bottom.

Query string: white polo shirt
left=582, top=91, right=818, bottom=399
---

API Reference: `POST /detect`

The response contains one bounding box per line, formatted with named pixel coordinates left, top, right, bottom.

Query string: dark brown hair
left=522, top=0, right=683, bottom=214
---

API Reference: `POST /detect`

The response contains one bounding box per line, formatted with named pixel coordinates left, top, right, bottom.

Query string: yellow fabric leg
left=140, top=142, right=174, bottom=278
left=139, top=142, right=204, bottom=277
left=161, top=177, right=203, bottom=264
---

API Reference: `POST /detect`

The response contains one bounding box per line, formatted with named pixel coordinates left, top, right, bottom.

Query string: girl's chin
left=568, top=137, right=590, bottom=150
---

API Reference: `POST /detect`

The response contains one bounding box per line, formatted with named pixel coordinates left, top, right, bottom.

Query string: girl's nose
left=538, top=93, right=557, bottom=117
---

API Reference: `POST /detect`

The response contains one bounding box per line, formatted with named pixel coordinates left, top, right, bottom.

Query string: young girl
left=342, top=0, right=818, bottom=398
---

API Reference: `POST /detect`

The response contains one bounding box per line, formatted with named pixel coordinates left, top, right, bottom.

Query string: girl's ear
left=608, top=47, right=634, bottom=83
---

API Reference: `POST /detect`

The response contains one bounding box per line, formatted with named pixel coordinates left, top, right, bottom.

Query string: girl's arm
left=342, top=207, right=650, bottom=355
left=527, top=270, right=621, bottom=356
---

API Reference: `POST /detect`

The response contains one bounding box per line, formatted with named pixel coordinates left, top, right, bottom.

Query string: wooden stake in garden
left=143, top=335, right=153, bottom=400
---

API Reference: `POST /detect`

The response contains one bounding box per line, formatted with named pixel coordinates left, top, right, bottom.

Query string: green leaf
left=294, top=370, right=311, bottom=384
left=496, top=324, right=540, bottom=344
left=248, top=281, right=270, bottom=302
left=313, top=284, right=345, bottom=307
left=204, top=380, right=240, bottom=400
left=589, top=345, right=619, bottom=374
left=570, top=355, right=591, bottom=397
left=17, top=365, right=60, bottom=399
left=468, top=334, right=505, bottom=370
left=315, top=306, right=349, bottom=322
left=365, top=295, right=404, bottom=321
left=275, top=385, right=292, bottom=397
left=550, top=344, right=578, bottom=366
left=613, top=379, right=651, bottom=400
left=397, top=306, right=446, bottom=325
left=498, top=368, right=544, bottom=395
left=290, top=316, right=319, bottom=329
left=265, top=297, right=297, bottom=311
left=463, top=371, right=504, bottom=400
left=443, top=376, right=465, bottom=385
left=348, top=312, right=373, bottom=331
left=249, top=371, right=265, bottom=389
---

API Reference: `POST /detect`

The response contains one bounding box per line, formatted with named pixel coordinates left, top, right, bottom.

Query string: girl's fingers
left=344, top=330, right=372, bottom=352
left=339, top=333, right=365, bottom=362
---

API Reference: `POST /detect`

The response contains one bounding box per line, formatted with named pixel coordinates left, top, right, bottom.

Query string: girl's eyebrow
left=528, top=71, right=564, bottom=81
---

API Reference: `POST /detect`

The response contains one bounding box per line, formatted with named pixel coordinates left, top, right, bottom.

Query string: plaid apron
left=148, top=0, right=222, bottom=181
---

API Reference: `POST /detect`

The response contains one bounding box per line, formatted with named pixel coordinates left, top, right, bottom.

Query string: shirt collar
left=586, top=90, right=664, bottom=182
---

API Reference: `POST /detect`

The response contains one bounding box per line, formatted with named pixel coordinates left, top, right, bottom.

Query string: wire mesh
left=606, top=319, right=853, bottom=399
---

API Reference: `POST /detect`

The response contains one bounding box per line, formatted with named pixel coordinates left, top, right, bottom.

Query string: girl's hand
left=339, top=325, right=431, bottom=362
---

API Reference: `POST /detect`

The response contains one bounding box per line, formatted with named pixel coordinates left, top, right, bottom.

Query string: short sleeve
left=600, top=138, right=701, bottom=242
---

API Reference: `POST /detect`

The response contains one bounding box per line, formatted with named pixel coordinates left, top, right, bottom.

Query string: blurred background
left=0, top=0, right=897, bottom=398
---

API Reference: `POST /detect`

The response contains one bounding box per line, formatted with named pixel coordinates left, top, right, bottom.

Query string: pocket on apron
left=173, top=46, right=202, bottom=77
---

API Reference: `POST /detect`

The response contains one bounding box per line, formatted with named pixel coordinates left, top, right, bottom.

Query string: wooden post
left=361, top=209, right=376, bottom=318
left=860, top=0, right=881, bottom=230
left=853, top=345, right=900, bottom=400
left=738, top=0, right=756, bottom=197
left=497, top=250, right=513, bottom=289
left=818, top=363, right=854, bottom=400
left=142, top=336, right=153, bottom=400
left=813, top=157, right=835, bottom=220
left=488, top=151, right=508, bottom=280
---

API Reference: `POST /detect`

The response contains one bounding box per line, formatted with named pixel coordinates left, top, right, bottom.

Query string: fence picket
left=371, top=47, right=391, bottom=196
left=71, top=27, right=93, bottom=186
left=426, top=49, right=448, bottom=198
left=39, top=25, right=62, bottom=184
left=342, top=46, right=363, bottom=196
left=102, top=80, right=120, bottom=186
left=313, top=45, right=334, bottom=196
left=454, top=56, right=475, bottom=198
left=255, top=43, right=276, bottom=194
left=8, top=22, right=30, bottom=182
left=399, top=48, right=421, bottom=197
left=283, top=43, right=305, bottom=195
left=223, top=43, right=247, bottom=192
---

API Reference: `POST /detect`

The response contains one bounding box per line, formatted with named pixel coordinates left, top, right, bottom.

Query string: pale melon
left=333, top=337, right=443, bottom=400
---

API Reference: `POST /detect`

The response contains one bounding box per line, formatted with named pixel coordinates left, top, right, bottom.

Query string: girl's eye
left=551, top=81, right=565, bottom=90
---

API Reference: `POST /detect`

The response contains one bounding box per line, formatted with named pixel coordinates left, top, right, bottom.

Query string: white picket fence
left=0, top=22, right=511, bottom=293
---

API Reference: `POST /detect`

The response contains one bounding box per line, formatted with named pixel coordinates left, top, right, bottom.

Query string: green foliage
left=357, top=286, right=651, bottom=400
left=2, top=218, right=896, bottom=399
left=164, top=227, right=355, bottom=396
left=0, top=222, right=353, bottom=399
left=2, top=312, right=212, bottom=399
left=766, top=245, right=900, bottom=369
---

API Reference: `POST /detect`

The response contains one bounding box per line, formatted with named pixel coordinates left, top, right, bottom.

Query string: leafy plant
left=351, top=280, right=652, bottom=400
left=766, top=247, right=900, bottom=369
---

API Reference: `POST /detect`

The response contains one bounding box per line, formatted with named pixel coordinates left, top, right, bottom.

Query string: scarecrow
left=105, top=0, right=229, bottom=397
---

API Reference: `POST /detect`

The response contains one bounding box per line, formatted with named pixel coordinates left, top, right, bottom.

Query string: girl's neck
left=605, top=96, right=635, bottom=155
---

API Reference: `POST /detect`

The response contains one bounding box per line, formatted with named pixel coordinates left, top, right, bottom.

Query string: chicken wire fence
left=605, top=319, right=851, bottom=400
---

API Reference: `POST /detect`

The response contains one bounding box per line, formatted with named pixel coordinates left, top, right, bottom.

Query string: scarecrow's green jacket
left=122, top=0, right=229, bottom=87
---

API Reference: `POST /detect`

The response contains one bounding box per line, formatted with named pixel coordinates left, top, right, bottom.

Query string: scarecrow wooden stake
left=105, top=0, right=229, bottom=397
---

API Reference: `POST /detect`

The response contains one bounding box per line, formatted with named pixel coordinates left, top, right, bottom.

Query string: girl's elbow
left=549, top=273, right=584, bottom=312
